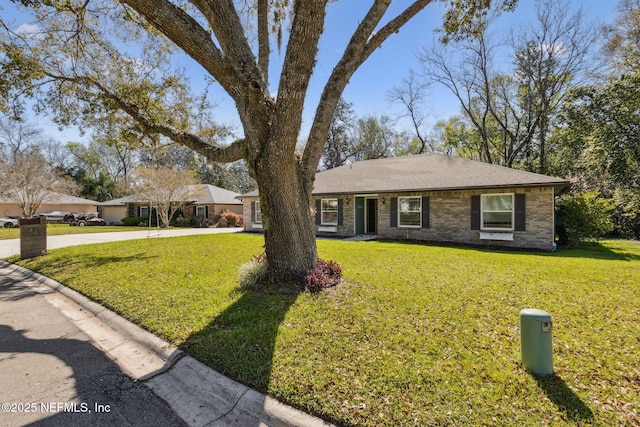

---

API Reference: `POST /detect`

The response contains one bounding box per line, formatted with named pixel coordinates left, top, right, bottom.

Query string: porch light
left=381, top=196, right=386, bottom=205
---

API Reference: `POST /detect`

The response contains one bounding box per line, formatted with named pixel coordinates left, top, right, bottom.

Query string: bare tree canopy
left=131, top=166, right=199, bottom=228
left=418, top=0, right=602, bottom=173
left=0, top=153, right=77, bottom=217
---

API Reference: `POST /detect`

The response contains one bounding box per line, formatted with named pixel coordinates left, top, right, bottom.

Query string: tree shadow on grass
left=550, top=242, right=640, bottom=261
left=20, top=253, right=159, bottom=277
left=532, top=372, right=594, bottom=422
left=374, top=238, right=640, bottom=261
left=75, top=252, right=160, bottom=268
left=181, top=289, right=299, bottom=393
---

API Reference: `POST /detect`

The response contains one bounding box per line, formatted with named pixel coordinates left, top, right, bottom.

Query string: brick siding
left=242, top=186, right=557, bottom=251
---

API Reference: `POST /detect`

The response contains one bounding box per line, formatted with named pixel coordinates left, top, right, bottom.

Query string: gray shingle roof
left=239, top=153, right=570, bottom=198
left=99, top=184, right=241, bottom=206
left=0, top=192, right=98, bottom=205
left=189, top=184, right=242, bottom=205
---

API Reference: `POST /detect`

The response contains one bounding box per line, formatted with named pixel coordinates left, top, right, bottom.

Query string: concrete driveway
left=0, top=227, right=244, bottom=259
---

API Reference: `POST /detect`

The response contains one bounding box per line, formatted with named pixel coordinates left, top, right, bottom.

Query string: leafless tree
left=418, top=0, right=602, bottom=172
left=0, top=153, right=78, bottom=217
left=387, top=70, right=434, bottom=154
left=511, top=0, right=603, bottom=172
left=0, top=117, right=44, bottom=162
left=130, top=166, right=199, bottom=228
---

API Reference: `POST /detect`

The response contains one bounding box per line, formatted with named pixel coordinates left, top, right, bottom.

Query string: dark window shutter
left=390, top=197, right=398, bottom=228
left=315, top=199, right=321, bottom=225
left=471, top=195, right=481, bottom=230
left=422, top=196, right=430, bottom=229
left=205, top=206, right=209, bottom=219
left=337, top=199, right=343, bottom=226
left=251, top=201, right=256, bottom=223
left=515, top=194, right=526, bottom=231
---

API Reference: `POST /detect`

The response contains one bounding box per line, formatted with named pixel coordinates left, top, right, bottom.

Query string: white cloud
left=14, top=23, right=40, bottom=35
left=538, top=43, right=567, bottom=59
left=13, top=23, right=44, bottom=41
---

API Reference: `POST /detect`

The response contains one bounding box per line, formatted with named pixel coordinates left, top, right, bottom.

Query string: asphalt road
left=0, top=267, right=187, bottom=427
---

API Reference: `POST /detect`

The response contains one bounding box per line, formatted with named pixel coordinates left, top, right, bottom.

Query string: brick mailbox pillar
left=20, top=216, right=47, bottom=259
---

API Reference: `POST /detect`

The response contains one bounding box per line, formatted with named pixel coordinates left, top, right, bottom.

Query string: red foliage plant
left=300, top=258, right=342, bottom=292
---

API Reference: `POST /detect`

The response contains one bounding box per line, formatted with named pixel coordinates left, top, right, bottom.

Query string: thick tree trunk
left=254, top=146, right=317, bottom=284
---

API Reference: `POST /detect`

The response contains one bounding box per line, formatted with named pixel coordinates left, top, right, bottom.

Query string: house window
left=398, top=197, right=421, bottom=227
left=139, top=206, right=150, bottom=219
left=482, top=194, right=514, bottom=230
left=196, top=206, right=207, bottom=218
left=254, top=201, right=262, bottom=223
left=321, top=199, right=339, bottom=225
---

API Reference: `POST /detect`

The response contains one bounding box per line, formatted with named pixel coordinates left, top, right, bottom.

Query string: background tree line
left=0, top=116, right=257, bottom=204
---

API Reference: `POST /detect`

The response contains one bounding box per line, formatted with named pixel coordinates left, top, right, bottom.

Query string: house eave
left=311, top=181, right=571, bottom=197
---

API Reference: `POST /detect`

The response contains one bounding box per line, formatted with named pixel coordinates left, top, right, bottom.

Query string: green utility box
left=520, top=308, right=553, bottom=376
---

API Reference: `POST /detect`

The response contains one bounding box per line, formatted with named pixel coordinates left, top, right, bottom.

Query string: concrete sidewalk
left=0, top=262, right=334, bottom=427
left=0, top=227, right=243, bottom=259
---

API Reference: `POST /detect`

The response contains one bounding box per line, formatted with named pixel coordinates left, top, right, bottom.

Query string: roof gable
left=189, top=184, right=242, bottom=205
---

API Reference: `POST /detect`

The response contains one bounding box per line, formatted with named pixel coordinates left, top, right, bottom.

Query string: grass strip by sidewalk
left=10, top=234, right=640, bottom=426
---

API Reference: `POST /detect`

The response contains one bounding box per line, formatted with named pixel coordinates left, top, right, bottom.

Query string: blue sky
left=2, top=1, right=620, bottom=145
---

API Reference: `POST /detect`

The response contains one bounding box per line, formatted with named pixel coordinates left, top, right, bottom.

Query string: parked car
left=0, top=216, right=21, bottom=228
left=37, top=211, right=70, bottom=223
left=63, top=213, right=106, bottom=226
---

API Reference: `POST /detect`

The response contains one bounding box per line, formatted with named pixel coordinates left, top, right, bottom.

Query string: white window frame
left=254, top=201, right=262, bottom=224
left=139, top=206, right=150, bottom=219
left=196, top=206, right=207, bottom=218
left=481, top=193, right=514, bottom=231
left=321, top=198, right=339, bottom=226
left=398, top=196, right=422, bottom=228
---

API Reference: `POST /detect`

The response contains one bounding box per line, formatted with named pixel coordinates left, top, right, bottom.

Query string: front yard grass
left=0, top=224, right=145, bottom=240
left=9, top=234, right=640, bottom=426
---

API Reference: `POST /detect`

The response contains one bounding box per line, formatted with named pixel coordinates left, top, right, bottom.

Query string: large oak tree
left=1, top=0, right=515, bottom=283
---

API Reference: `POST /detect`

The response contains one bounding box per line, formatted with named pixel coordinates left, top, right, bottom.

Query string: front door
left=355, top=197, right=365, bottom=235
left=355, top=197, right=377, bottom=235
left=366, top=198, right=377, bottom=234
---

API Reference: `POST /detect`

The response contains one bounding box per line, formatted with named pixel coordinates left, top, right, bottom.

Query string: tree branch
left=257, top=0, right=269, bottom=85
left=190, top=0, right=264, bottom=89
left=270, top=0, right=328, bottom=157
left=57, top=73, right=245, bottom=163
left=301, top=0, right=432, bottom=181
left=119, top=0, right=246, bottom=105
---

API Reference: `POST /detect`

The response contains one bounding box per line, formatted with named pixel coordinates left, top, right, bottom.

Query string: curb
left=0, top=260, right=181, bottom=363
left=0, top=260, right=335, bottom=427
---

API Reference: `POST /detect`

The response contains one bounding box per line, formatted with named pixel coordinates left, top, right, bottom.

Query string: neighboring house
left=239, top=153, right=571, bottom=251
left=99, top=184, right=243, bottom=225
left=0, top=193, right=98, bottom=218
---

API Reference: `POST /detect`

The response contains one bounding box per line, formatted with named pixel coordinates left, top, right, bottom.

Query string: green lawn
left=8, top=234, right=640, bottom=426
left=0, top=224, right=146, bottom=240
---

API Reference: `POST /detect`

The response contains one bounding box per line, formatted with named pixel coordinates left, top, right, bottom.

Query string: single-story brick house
left=99, top=184, right=243, bottom=225
left=0, top=193, right=98, bottom=218
left=238, top=153, right=571, bottom=251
